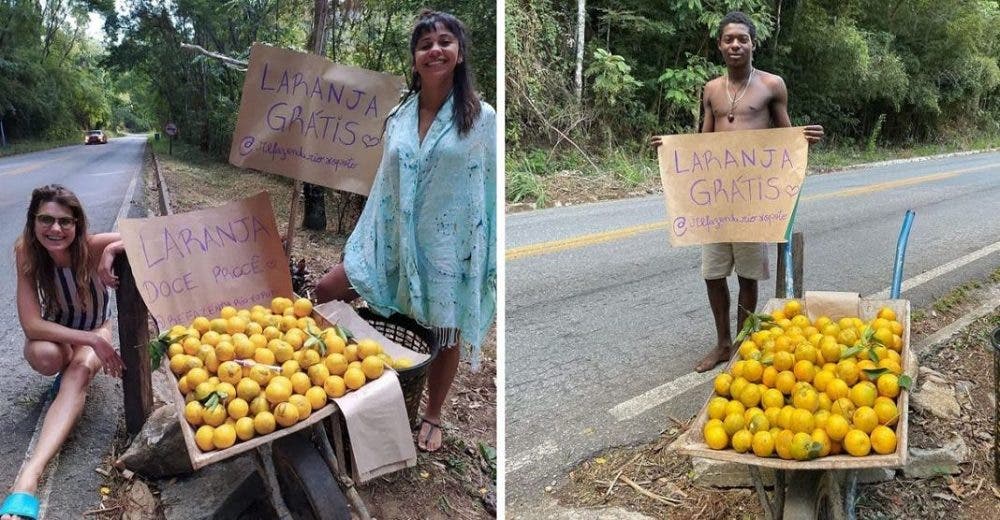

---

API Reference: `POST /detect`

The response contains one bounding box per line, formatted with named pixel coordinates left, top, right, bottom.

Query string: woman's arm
left=93, top=233, right=125, bottom=288
left=15, top=245, right=124, bottom=376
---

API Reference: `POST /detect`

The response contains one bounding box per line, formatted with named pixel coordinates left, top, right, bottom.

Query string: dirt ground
left=554, top=273, right=1000, bottom=519
left=102, top=141, right=497, bottom=519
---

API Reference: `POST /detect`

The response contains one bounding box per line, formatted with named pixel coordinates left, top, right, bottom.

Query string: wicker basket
left=356, top=308, right=438, bottom=429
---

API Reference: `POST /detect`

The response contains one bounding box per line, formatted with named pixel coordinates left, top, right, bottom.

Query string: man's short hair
left=718, top=11, right=756, bottom=42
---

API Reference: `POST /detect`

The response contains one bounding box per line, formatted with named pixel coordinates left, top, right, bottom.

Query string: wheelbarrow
left=169, top=308, right=438, bottom=520
left=675, top=212, right=917, bottom=520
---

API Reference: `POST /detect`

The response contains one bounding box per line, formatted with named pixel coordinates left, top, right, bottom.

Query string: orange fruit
left=195, top=425, right=216, bottom=451
left=234, top=416, right=255, bottom=441
left=850, top=382, right=878, bottom=408
left=305, top=386, right=328, bottom=410
left=288, top=394, right=312, bottom=420
left=253, top=411, right=276, bottom=435
left=292, top=298, right=313, bottom=318
left=876, top=374, right=900, bottom=399
left=873, top=398, right=899, bottom=426
left=273, top=402, right=299, bottom=427
left=705, top=425, right=729, bottom=450
left=361, top=356, right=385, bottom=380
left=343, top=368, right=366, bottom=391
left=227, top=398, right=249, bottom=420
left=732, top=430, right=753, bottom=453
left=793, top=360, right=816, bottom=382
left=870, top=425, right=897, bottom=454
left=324, top=375, right=347, bottom=398
left=265, top=376, right=293, bottom=404
left=852, top=406, right=879, bottom=434
left=825, top=414, right=850, bottom=442
left=844, top=429, right=871, bottom=456
left=877, top=307, right=896, bottom=321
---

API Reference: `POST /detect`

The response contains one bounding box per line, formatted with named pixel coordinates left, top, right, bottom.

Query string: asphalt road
left=504, top=151, right=1000, bottom=513
left=0, top=135, right=147, bottom=518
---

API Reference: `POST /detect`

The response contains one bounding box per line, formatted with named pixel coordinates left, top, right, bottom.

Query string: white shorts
left=702, top=242, right=769, bottom=281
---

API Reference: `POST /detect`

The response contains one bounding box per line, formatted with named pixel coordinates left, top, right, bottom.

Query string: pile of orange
left=703, top=300, right=908, bottom=460
left=161, top=297, right=410, bottom=452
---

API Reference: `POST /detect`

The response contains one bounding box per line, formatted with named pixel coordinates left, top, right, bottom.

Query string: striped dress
left=44, top=267, right=111, bottom=331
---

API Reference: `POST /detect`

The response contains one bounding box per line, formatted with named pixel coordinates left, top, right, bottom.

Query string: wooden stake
left=285, top=1, right=330, bottom=257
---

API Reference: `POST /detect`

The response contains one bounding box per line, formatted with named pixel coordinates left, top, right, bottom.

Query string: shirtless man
left=653, top=11, right=824, bottom=372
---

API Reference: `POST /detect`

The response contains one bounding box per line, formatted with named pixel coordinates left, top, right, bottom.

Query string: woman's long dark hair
left=396, top=10, right=481, bottom=136
left=15, top=184, right=92, bottom=315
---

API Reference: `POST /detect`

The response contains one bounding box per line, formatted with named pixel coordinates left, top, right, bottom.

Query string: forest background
left=506, top=0, right=1000, bottom=207
left=0, top=0, right=496, bottom=157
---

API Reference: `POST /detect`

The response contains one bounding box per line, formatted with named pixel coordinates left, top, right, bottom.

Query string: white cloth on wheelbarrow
left=333, top=370, right=417, bottom=483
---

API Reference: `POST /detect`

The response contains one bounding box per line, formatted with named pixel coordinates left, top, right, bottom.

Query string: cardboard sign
left=229, top=43, right=405, bottom=196
left=656, top=127, right=809, bottom=246
left=120, top=192, right=293, bottom=328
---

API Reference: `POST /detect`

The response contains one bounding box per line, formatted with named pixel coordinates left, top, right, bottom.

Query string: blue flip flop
left=0, top=491, right=39, bottom=519
left=47, top=372, right=63, bottom=400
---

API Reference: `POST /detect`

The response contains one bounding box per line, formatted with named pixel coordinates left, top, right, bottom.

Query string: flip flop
left=417, top=417, right=442, bottom=453
left=0, top=492, right=39, bottom=520
left=47, top=373, right=63, bottom=400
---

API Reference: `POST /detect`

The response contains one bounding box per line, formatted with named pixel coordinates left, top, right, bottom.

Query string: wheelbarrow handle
left=890, top=210, right=915, bottom=299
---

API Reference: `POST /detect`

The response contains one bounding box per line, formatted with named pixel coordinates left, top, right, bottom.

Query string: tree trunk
left=574, top=0, right=585, bottom=102
left=302, top=0, right=331, bottom=231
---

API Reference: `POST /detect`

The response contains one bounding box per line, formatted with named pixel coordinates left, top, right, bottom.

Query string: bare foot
left=695, top=345, right=731, bottom=373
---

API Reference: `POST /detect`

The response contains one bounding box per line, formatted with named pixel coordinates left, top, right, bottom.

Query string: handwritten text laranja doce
left=138, top=214, right=273, bottom=269
left=140, top=254, right=281, bottom=304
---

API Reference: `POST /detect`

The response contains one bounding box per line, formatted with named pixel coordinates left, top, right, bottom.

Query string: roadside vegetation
left=505, top=1, right=1000, bottom=208
left=0, top=2, right=152, bottom=153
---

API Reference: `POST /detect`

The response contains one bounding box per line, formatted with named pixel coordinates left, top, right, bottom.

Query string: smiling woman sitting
left=2, top=185, right=125, bottom=520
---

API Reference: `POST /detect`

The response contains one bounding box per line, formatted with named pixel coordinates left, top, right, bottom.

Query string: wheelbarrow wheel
left=272, top=434, right=351, bottom=520
left=783, top=470, right=853, bottom=520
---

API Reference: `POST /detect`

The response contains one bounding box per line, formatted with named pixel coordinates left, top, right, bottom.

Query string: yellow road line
left=506, top=164, right=994, bottom=261
left=0, top=157, right=65, bottom=178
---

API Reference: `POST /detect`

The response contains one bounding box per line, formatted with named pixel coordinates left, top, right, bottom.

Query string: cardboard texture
left=119, top=192, right=292, bottom=329
left=804, top=291, right=861, bottom=321
left=656, top=127, right=809, bottom=246
left=675, top=294, right=913, bottom=470
left=228, top=43, right=405, bottom=196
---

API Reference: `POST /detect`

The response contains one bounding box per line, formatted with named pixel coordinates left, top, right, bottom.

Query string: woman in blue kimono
left=315, top=10, right=495, bottom=453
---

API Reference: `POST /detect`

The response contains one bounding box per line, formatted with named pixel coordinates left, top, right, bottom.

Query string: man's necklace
left=725, top=67, right=755, bottom=122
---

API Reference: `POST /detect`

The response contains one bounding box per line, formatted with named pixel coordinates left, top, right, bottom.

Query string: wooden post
left=284, top=0, right=331, bottom=257
left=115, top=252, right=153, bottom=435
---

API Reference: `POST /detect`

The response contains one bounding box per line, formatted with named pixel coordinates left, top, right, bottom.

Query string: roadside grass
left=929, top=266, right=1000, bottom=314
left=506, top=133, right=1000, bottom=207
left=0, top=137, right=80, bottom=157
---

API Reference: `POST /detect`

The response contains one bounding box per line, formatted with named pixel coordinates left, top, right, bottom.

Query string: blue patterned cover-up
left=343, top=93, right=496, bottom=368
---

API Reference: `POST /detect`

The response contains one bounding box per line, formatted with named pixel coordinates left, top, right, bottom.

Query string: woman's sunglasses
left=35, top=214, right=77, bottom=228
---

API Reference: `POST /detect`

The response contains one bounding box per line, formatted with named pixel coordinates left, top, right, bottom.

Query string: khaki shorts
left=702, top=242, right=769, bottom=281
